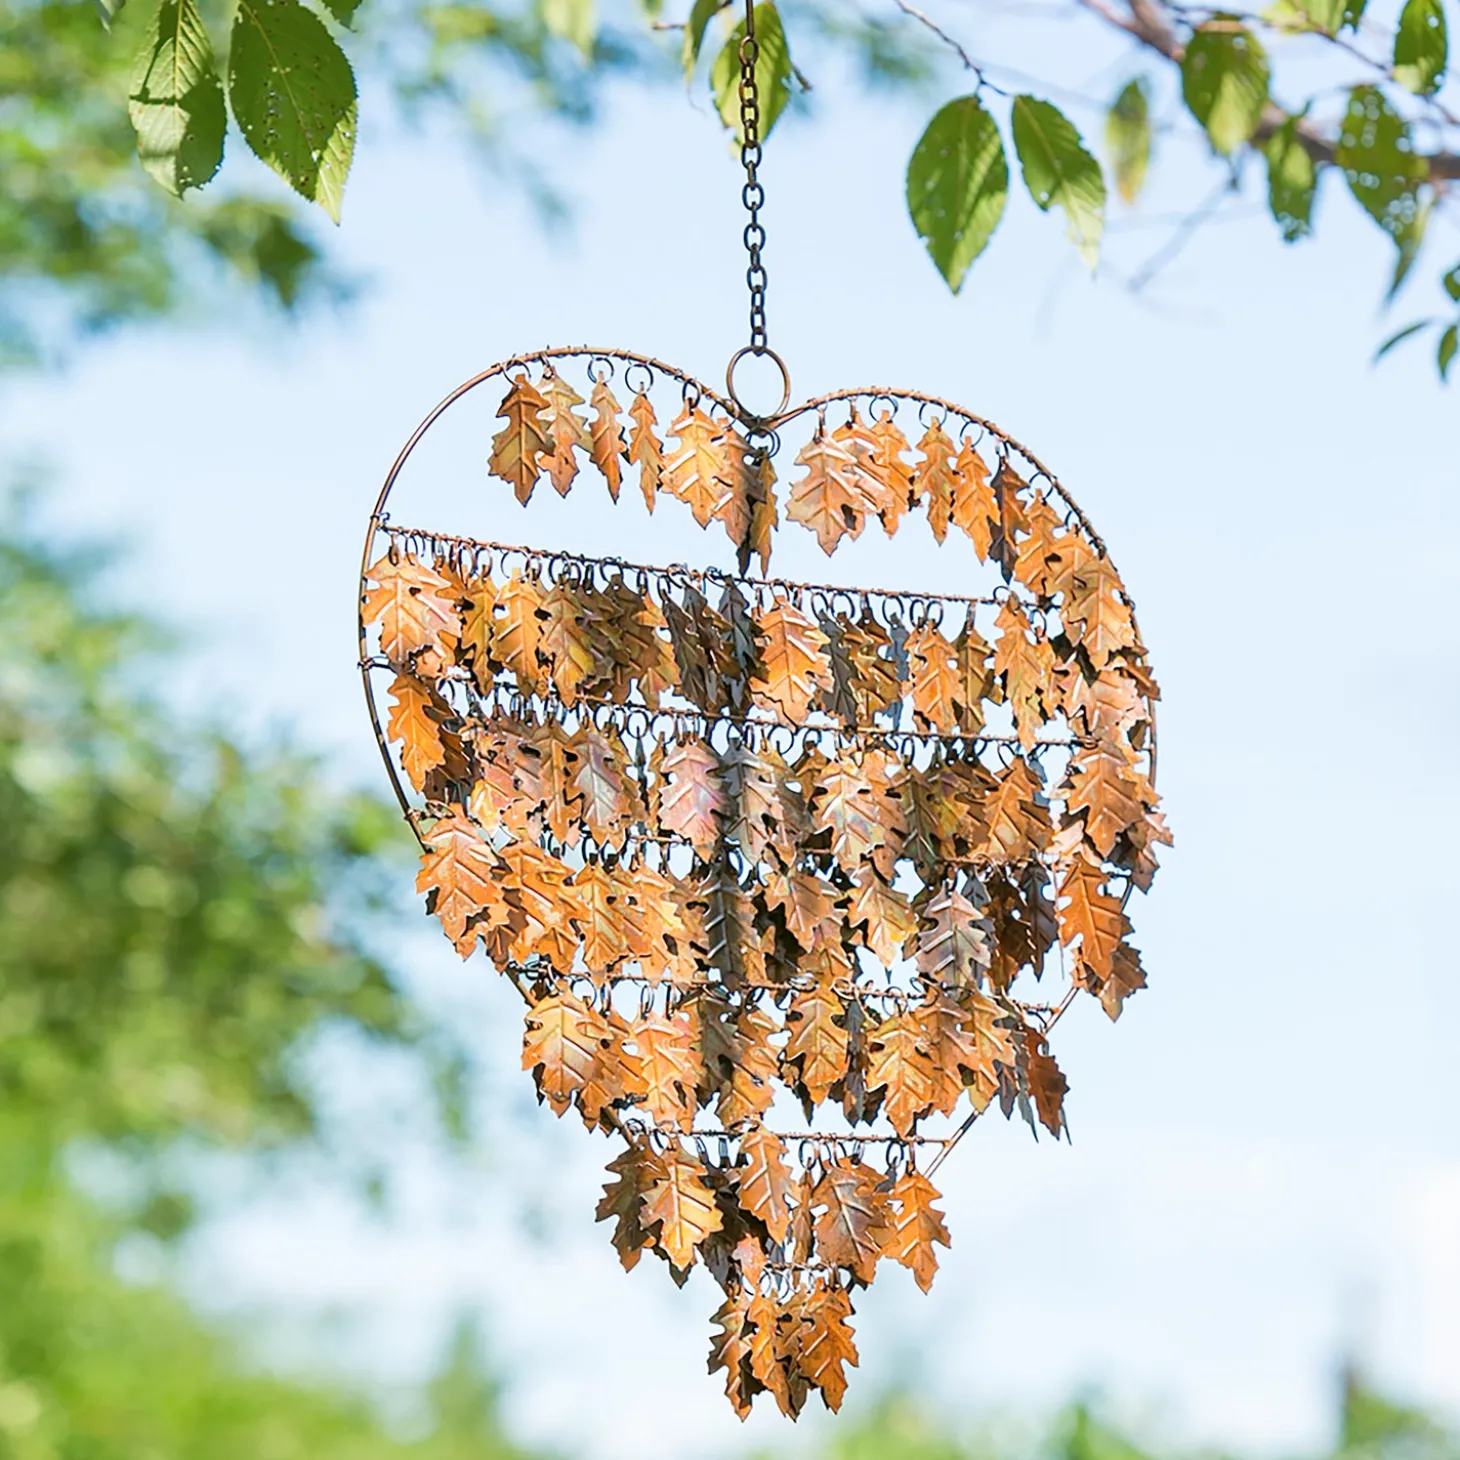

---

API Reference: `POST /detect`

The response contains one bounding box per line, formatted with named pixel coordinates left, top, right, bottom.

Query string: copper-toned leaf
left=491, top=570, right=546, bottom=695
left=989, top=457, right=1031, bottom=579
left=1055, top=856, right=1131, bottom=981
left=521, top=988, right=612, bottom=1116
left=842, top=617, right=903, bottom=720
left=538, top=580, right=598, bottom=704
left=655, top=739, right=727, bottom=857
left=794, top=1282, right=859, bottom=1412
left=643, top=1148, right=724, bottom=1269
left=628, top=389, right=664, bottom=510
left=570, top=862, right=633, bottom=974
left=762, top=868, right=839, bottom=952
left=572, top=723, right=638, bottom=845
left=783, top=982, right=850, bottom=1107
left=812, top=1161, right=891, bottom=1284
left=500, top=840, right=581, bottom=968
left=905, top=623, right=960, bottom=733
left=848, top=864, right=918, bottom=966
left=540, top=368, right=593, bottom=497
left=866, top=1010, right=936, bottom=1136
left=632, top=1011, right=701, bottom=1131
left=787, top=426, right=867, bottom=555
left=709, top=1289, right=758, bottom=1419
left=1064, top=554, right=1137, bottom=669
left=881, top=1169, right=950, bottom=1293
left=951, top=438, right=995, bottom=559
left=524, top=718, right=582, bottom=845
left=1024, top=1028, right=1068, bottom=1136
left=386, top=672, right=449, bottom=792
left=720, top=739, right=782, bottom=866
left=736, top=1124, right=795, bottom=1245
left=982, top=756, right=1051, bottom=863
left=1011, top=492, right=1067, bottom=597
left=865, top=410, right=915, bottom=536
left=489, top=373, right=551, bottom=505
left=919, top=987, right=981, bottom=1114
left=1065, top=736, right=1145, bottom=856
left=717, top=1002, right=779, bottom=1125
left=596, top=1140, right=667, bottom=1271
left=916, top=880, right=991, bottom=989
left=588, top=374, right=628, bottom=501
left=415, top=809, right=513, bottom=957
left=993, top=598, right=1054, bottom=749
left=964, top=988, right=1020, bottom=1111
left=810, top=758, right=884, bottom=875
left=913, top=418, right=959, bottom=543
left=664, top=404, right=733, bottom=527
left=752, top=602, right=831, bottom=722
left=364, top=551, right=462, bottom=667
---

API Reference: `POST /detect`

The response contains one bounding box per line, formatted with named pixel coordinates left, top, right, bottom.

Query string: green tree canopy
left=8, top=0, right=1460, bottom=374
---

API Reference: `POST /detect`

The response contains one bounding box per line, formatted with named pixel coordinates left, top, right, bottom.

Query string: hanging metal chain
left=725, top=0, right=791, bottom=424
left=737, top=0, right=768, bottom=355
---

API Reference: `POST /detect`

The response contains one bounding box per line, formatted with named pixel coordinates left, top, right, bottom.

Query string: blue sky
left=5, top=5, right=1459, bottom=1455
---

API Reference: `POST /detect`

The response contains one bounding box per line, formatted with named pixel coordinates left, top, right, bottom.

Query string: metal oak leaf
left=364, top=551, right=461, bottom=666
left=881, top=1169, right=950, bottom=1293
left=812, top=1161, right=891, bottom=1285
left=489, top=373, right=552, bottom=505
left=643, top=1149, right=724, bottom=1270
left=752, top=601, right=830, bottom=722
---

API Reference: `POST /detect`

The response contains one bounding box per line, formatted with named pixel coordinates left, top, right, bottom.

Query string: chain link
left=737, top=0, right=768, bottom=353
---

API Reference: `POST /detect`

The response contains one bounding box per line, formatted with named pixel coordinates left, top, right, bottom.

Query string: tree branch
left=1073, top=0, right=1460, bottom=183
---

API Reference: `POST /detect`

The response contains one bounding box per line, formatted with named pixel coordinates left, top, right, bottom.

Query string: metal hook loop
left=725, top=345, right=792, bottom=423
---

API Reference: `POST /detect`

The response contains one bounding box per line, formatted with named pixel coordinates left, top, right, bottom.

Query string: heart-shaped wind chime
left=359, top=2, right=1168, bottom=1422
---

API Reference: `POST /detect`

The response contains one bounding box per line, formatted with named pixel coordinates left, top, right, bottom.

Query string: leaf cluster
left=360, top=356, right=1171, bottom=1417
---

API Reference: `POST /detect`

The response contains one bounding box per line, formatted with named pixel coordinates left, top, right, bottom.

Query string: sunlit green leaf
left=906, top=94, right=1008, bottom=293
left=1393, top=0, right=1447, bottom=95
left=1263, top=117, right=1316, bottom=242
left=128, top=0, right=226, bottom=196
left=541, top=0, right=596, bottom=57
left=1106, top=78, right=1151, bottom=205
left=1443, top=262, right=1460, bottom=301
left=1373, top=319, right=1430, bottom=360
left=319, top=0, right=364, bottom=26
left=1440, top=322, right=1458, bottom=379
left=1011, top=95, right=1105, bottom=270
left=1181, top=19, right=1270, bottom=154
left=228, top=0, right=358, bottom=223
left=710, top=3, right=792, bottom=140
left=1336, top=85, right=1428, bottom=268
left=683, top=0, right=724, bottom=76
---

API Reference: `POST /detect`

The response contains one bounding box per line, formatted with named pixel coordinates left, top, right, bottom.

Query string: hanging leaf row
left=359, top=351, right=1169, bottom=1418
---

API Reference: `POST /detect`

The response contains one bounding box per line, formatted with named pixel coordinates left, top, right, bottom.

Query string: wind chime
left=359, top=2, right=1168, bottom=1421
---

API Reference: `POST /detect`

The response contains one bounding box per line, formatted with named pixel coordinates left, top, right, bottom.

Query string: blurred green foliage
left=0, top=506, right=530, bottom=1453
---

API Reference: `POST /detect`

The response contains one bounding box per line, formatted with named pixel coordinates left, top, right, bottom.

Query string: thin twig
left=1127, top=174, right=1237, bottom=293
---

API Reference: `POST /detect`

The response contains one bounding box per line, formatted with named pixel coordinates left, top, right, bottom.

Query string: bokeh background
left=1, top=3, right=1457, bottom=1458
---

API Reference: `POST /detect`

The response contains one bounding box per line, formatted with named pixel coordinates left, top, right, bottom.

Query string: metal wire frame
left=358, top=346, right=1162, bottom=1184
left=359, top=345, right=1159, bottom=839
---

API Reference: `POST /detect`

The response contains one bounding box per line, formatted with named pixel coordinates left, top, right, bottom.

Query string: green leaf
left=1336, top=85, right=1428, bottom=262
left=710, top=3, right=792, bottom=140
left=1373, top=319, right=1430, bottom=360
left=1106, top=78, right=1151, bottom=205
left=1342, top=0, right=1368, bottom=27
left=541, top=0, right=596, bottom=57
left=683, top=0, right=724, bottom=76
left=1393, top=0, right=1447, bottom=95
left=906, top=94, right=1009, bottom=293
left=128, top=0, right=226, bottom=196
left=1443, top=262, right=1460, bottom=301
left=1262, top=0, right=1343, bottom=35
left=1011, top=95, right=1105, bottom=270
left=319, top=0, right=364, bottom=26
left=1181, top=19, right=1271, bottom=154
left=95, top=0, right=128, bottom=28
left=1263, top=117, right=1316, bottom=242
left=228, top=0, right=358, bottom=223
left=1440, top=322, right=1458, bottom=380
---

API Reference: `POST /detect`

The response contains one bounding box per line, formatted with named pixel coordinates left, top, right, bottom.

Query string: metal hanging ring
left=725, top=345, right=792, bottom=422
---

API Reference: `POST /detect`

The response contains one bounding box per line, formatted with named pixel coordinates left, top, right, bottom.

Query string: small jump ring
left=725, top=345, right=792, bottom=423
